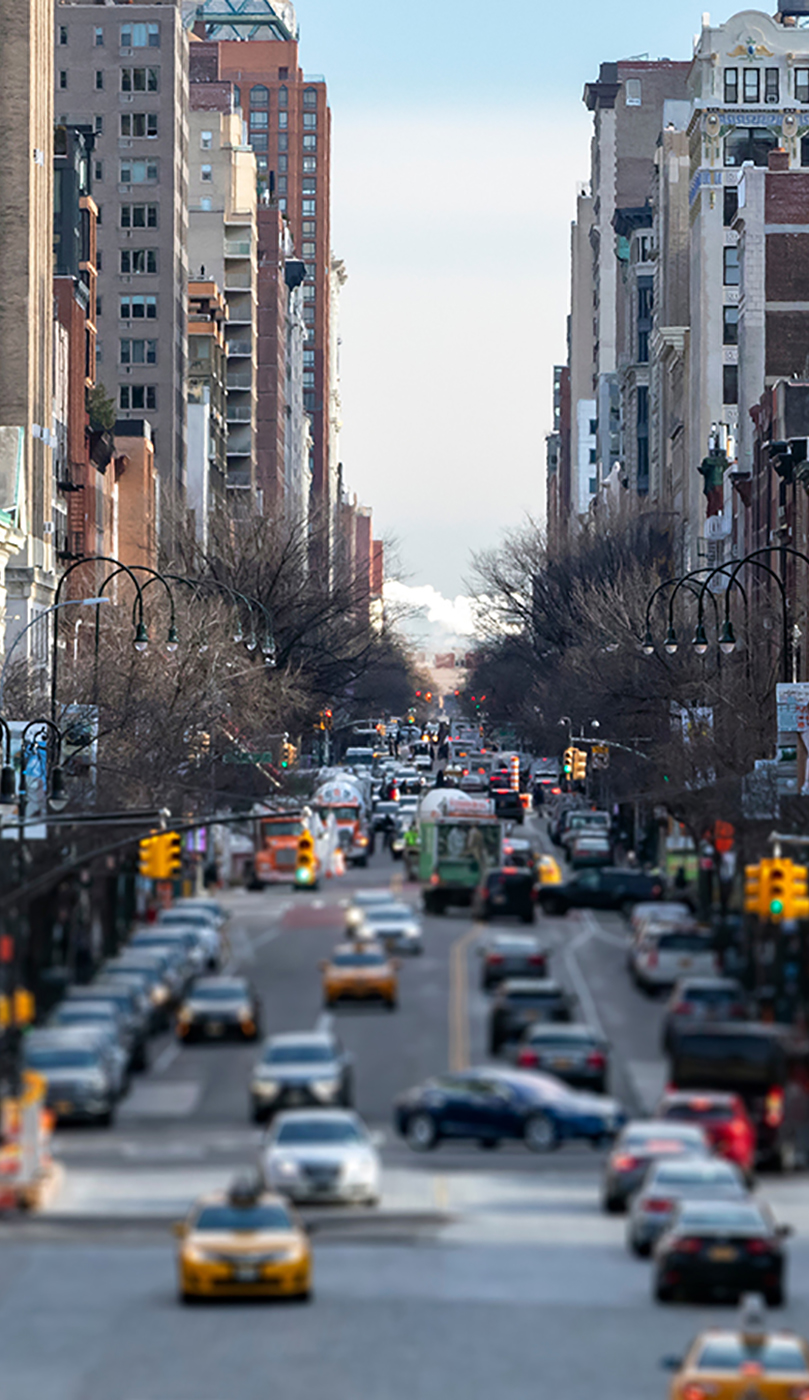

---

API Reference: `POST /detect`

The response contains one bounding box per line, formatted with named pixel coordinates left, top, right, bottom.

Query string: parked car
left=67, top=980, right=151, bottom=1070
left=627, top=1154, right=748, bottom=1256
left=478, top=934, right=548, bottom=991
left=102, top=954, right=177, bottom=1031
left=569, top=833, right=613, bottom=869
left=156, top=909, right=222, bottom=969
left=49, top=1000, right=131, bottom=1094
left=655, top=1090, right=757, bottom=1179
left=249, top=1032, right=354, bottom=1123
left=516, top=1024, right=610, bottom=1093
left=631, top=928, right=718, bottom=993
left=601, top=1119, right=711, bottom=1214
left=474, top=869, right=537, bottom=925
left=23, top=1027, right=118, bottom=1126
left=394, top=1066, right=625, bottom=1153
left=538, top=868, right=664, bottom=917
left=661, top=977, right=748, bottom=1052
left=653, top=1198, right=790, bottom=1305
left=488, top=979, right=574, bottom=1056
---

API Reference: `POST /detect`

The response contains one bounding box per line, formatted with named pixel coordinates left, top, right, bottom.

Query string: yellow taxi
left=537, top=854, right=562, bottom=886
left=174, top=1179, right=312, bottom=1304
left=320, top=942, right=399, bottom=1010
left=665, top=1299, right=809, bottom=1400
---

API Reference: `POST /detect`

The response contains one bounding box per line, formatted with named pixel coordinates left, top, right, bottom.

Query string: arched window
left=250, top=84, right=268, bottom=107
left=303, top=87, right=317, bottom=107
left=278, top=85, right=288, bottom=108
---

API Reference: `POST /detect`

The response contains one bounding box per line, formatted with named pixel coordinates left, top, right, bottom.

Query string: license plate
left=206, top=1022, right=224, bottom=1037
left=55, top=1101, right=73, bottom=1115
left=709, top=1246, right=737, bottom=1262
left=233, top=1266, right=260, bottom=1282
left=678, top=958, right=692, bottom=969
left=552, top=1058, right=574, bottom=1069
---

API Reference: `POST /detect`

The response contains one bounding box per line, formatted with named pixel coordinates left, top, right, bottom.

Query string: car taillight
left=765, top=1087, right=784, bottom=1127
left=652, top=884, right=663, bottom=897
left=642, top=1197, right=674, bottom=1214
left=746, top=1239, right=771, bottom=1255
left=487, top=954, right=504, bottom=965
left=586, top=1051, right=606, bottom=1071
left=673, top=1003, right=691, bottom=1016
left=683, top=1385, right=711, bottom=1400
left=789, top=1387, right=809, bottom=1400
left=391, top=788, right=399, bottom=800
left=611, top=1154, right=638, bottom=1172
left=528, top=955, right=546, bottom=968
left=647, top=952, right=658, bottom=969
left=675, top=1238, right=702, bottom=1255
left=518, top=1049, right=539, bottom=1068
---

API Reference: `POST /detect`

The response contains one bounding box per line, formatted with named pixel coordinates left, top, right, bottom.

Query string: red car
left=655, top=1091, right=756, bottom=1178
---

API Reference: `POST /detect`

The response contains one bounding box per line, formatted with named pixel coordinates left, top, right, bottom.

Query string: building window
left=723, top=187, right=738, bottom=226
left=95, top=70, right=104, bottom=90
left=797, top=68, right=809, bottom=103
left=251, top=133, right=268, bottom=152
left=637, top=385, right=649, bottom=495
left=625, top=78, right=641, bottom=107
left=302, top=220, right=315, bottom=235
left=303, top=371, right=315, bottom=388
left=120, top=113, right=158, bottom=138
left=637, top=332, right=649, bottom=363
left=278, top=111, right=288, bottom=129
left=278, top=67, right=288, bottom=80
left=743, top=68, right=760, bottom=103
left=278, top=154, right=288, bottom=173
left=95, top=250, right=103, bottom=272
left=120, top=249, right=157, bottom=274
left=121, top=203, right=158, bottom=228
left=250, top=84, right=269, bottom=107
left=801, top=134, right=809, bottom=167
left=303, top=348, right=315, bottom=366
left=93, top=25, right=103, bottom=45
left=94, top=115, right=103, bottom=134
left=95, top=161, right=104, bottom=183
left=724, top=128, right=778, bottom=167
left=120, top=338, right=157, bottom=365
left=278, top=85, right=288, bottom=108
left=256, top=156, right=268, bottom=172
left=588, top=448, right=597, bottom=465
left=200, top=131, right=213, bottom=150
left=724, top=68, right=738, bottom=103
left=96, top=340, right=102, bottom=363
left=303, top=305, right=315, bottom=324
left=95, top=202, right=102, bottom=223
left=119, top=384, right=156, bottom=410
left=96, top=295, right=102, bottom=315
left=302, top=241, right=316, bottom=257
left=250, top=110, right=268, bottom=129
left=302, top=177, right=316, bottom=195
left=121, top=67, right=159, bottom=93
left=302, top=155, right=316, bottom=174
left=278, top=198, right=287, bottom=212
left=765, top=68, right=779, bottom=104
left=119, top=294, right=157, bottom=319
left=303, top=86, right=318, bottom=107
left=59, top=25, right=68, bottom=44
left=723, top=245, right=740, bottom=285
left=723, top=305, right=739, bottom=344
left=278, top=133, right=289, bottom=152
left=120, top=23, right=160, bottom=47
left=302, top=285, right=315, bottom=301
left=59, top=70, right=68, bottom=89
left=304, top=391, right=315, bottom=411
left=201, top=165, right=213, bottom=182
left=276, top=175, right=287, bottom=194
left=303, top=134, right=317, bottom=151
left=199, top=197, right=212, bottom=211
left=302, top=199, right=316, bottom=215
left=723, top=363, right=739, bottom=405
left=303, top=112, right=317, bottom=129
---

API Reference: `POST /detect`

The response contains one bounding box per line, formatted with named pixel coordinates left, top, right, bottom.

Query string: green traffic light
left=771, top=899, right=784, bottom=915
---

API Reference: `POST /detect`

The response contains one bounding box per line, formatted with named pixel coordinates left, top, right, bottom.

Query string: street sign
left=223, top=752, right=276, bottom=765
left=777, top=683, right=809, bottom=733
left=591, top=743, right=610, bottom=770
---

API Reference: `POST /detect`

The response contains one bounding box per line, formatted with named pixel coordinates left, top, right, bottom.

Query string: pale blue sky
left=292, top=2, right=711, bottom=599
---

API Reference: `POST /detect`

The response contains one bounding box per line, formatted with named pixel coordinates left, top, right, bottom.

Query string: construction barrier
left=0, top=1072, right=59, bottom=1212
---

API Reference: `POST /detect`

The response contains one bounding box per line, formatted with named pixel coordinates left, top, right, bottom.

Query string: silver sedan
left=262, top=1109, right=381, bottom=1206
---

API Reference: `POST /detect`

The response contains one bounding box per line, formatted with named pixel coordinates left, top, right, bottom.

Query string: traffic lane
left=6, top=1239, right=809, bottom=1400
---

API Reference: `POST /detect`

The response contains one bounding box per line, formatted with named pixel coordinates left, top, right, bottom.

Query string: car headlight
left=404, top=925, right=420, bottom=939
left=311, top=1078, right=339, bottom=1098
left=87, top=1071, right=108, bottom=1093
left=344, top=1155, right=375, bottom=1183
left=238, top=1005, right=254, bottom=1022
left=184, top=1245, right=218, bottom=1264
left=252, top=1078, right=280, bottom=1097
left=274, top=1158, right=300, bottom=1178
left=178, top=1007, right=194, bottom=1024
left=150, top=985, right=169, bottom=1006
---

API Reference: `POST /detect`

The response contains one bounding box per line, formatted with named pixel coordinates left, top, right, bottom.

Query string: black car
left=515, top=1023, right=610, bottom=1094
left=490, top=784, right=524, bottom=825
left=653, top=1198, right=790, bottom=1305
left=474, top=870, right=536, bottom=925
left=176, top=976, right=262, bottom=1042
left=249, top=1032, right=354, bottom=1123
left=537, top=867, right=664, bottom=916
left=489, top=979, right=574, bottom=1056
left=478, top=933, right=548, bottom=991
left=394, top=1066, right=625, bottom=1153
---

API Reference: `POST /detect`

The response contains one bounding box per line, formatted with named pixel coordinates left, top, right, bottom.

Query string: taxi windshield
left=190, top=984, right=245, bottom=1001
left=194, top=1204, right=292, bottom=1232
left=333, top=952, right=387, bottom=968
left=696, top=1338, right=808, bottom=1372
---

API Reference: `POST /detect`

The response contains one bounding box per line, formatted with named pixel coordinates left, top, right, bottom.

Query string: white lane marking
left=561, top=927, right=606, bottom=1039
left=581, top=910, right=629, bottom=949
left=316, top=1011, right=334, bottom=1034
left=119, top=1082, right=202, bottom=1119
left=252, top=926, right=285, bottom=952
left=152, top=1042, right=180, bottom=1075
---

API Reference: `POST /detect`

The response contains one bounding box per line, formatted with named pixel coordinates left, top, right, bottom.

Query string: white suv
left=632, top=927, right=718, bottom=992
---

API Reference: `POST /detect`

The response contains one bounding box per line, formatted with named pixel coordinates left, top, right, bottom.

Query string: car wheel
left=776, top=1140, right=798, bottom=1173
left=620, top=900, right=635, bottom=919
left=631, top=1238, right=651, bottom=1258
left=178, top=1291, right=199, bottom=1306
left=543, top=897, right=565, bottom=917
left=479, top=1138, right=501, bottom=1150
left=603, top=1196, right=625, bottom=1215
left=654, top=1279, right=674, bottom=1303
left=524, top=1112, right=559, bottom=1153
left=406, top=1112, right=438, bottom=1151
left=520, top=909, right=536, bottom=925
left=98, top=1105, right=116, bottom=1129
left=133, top=1045, right=149, bottom=1073
left=766, top=1285, right=785, bottom=1307
left=294, top=1288, right=313, bottom=1303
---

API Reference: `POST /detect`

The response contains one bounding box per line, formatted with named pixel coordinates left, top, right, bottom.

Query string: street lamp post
left=50, top=557, right=149, bottom=723
left=156, top=574, right=277, bottom=665
left=0, top=597, right=111, bottom=713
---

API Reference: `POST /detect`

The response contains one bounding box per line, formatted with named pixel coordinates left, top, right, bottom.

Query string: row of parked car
left=22, top=897, right=231, bottom=1126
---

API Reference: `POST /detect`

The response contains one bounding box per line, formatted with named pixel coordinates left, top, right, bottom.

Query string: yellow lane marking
left=449, top=924, right=481, bottom=1072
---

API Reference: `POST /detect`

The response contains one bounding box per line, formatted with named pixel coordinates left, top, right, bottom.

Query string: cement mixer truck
left=312, top=771, right=371, bottom=868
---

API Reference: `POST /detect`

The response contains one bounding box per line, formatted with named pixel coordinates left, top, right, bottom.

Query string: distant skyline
left=293, top=1, right=726, bottom=596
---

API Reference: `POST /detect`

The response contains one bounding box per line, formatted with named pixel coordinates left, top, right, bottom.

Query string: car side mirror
left=777, top=1223, right=794, bottom=1238
left=172, top=1222, right=187, bottom=1239
left=659, top=1357, right=681, bottom=1372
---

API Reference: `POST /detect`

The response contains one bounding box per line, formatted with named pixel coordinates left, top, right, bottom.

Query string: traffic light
left=744, top=862, right=763, bottom=917
left=280, top=741, right=297, bottom=770
left=563, top=748, right=574, bottom=779
left=158, top=832, right=183, bottom=880
left=790, top=862, right=809, bottom=920
left=764, top=859, right=788, bottom=923
left=572, top=749, right=588, bottom=783
left=296, top=830, right=317, bottom=888
left=0, top=989, right=35, bottom=1029
left=139, top=835, right=160, bottom=879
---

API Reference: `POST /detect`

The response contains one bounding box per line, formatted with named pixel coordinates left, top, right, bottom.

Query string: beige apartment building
left=0, top=0, right=54, bottom=656
left=55, top=1, right=189, bottom=502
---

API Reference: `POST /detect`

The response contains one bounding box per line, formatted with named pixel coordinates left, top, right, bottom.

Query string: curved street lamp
left=51, top=556, right=149, bottom=723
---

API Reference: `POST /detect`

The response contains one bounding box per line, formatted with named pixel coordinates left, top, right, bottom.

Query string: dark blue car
left=394, top=1066, right=626, bottom=1153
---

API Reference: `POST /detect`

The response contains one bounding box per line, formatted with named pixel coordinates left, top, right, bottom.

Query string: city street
left=3, top=824, right=809, bottom=1400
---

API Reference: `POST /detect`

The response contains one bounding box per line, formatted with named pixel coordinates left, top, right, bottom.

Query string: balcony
left=224, top=241, right=252, bottom=258
left=226, top=404, right=252, bottom=422
left=227, top=371, right=253, bottom=390
left=224, top=271, right=251, bottom=289
left=226, top=340, right=252, bottom=357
